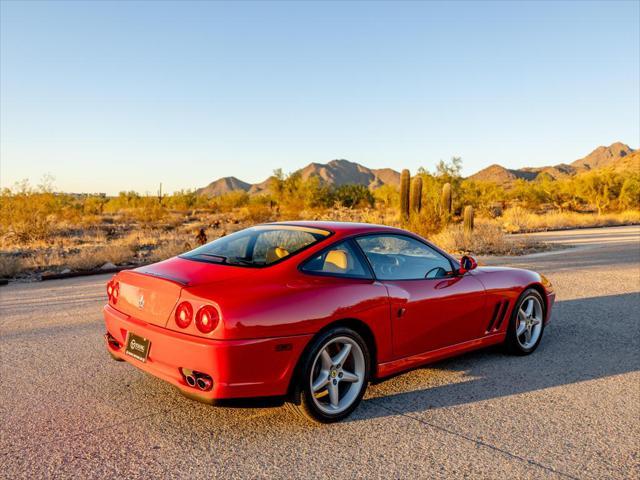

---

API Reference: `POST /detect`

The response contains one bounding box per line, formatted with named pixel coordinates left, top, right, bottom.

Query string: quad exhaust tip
left=185, top=374, right=197, bottom=387
left=196, top=376, right=212, bottom=391
left=181, top=369, right=213, bottom=391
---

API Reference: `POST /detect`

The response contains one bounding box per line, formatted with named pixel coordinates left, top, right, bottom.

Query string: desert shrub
left=83, top=195, right=107, bottom=215
left=458, top=180, right=506, bottom=214
left=373, top=184, right=398, bottom=209
left=403, top=209, right=445, bottom=238
left=238, top=202, right=275, bottom=223
left=269, top=170, right=335, bottom=211
left=619, top=175, right=640, bottom=210
left=431, top=222, right=543, bottom=256
left=148, top=239, right=191, bottom=262
left=19, top=249, right=65, bottom=271
left=0, top=181, right=72, bottom=242
left=501, top=206, right=534, bottom=233
left=0, top=255, right=23, bottom=278
left=104, top=191, right=143, bottom=212
left=165, top=190, right=211, bottom=211
left=213, top=191, right=250, bottom=210
left=132, top=202, right=168, bottom=223
left=334, top=184, right=374, bottom=209
left=574, top=169, right=621, bottom=214
left=500, top=207, right=640, bottom=233
left=66, top=244, right=135, bottom=271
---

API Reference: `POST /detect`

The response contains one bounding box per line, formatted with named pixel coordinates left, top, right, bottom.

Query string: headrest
left=323, top=249, right=349, bottom=273
left=266, top=246, right=289, bottom=264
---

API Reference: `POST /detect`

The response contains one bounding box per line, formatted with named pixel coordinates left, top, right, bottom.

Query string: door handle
left=397, top=307, right=406, bottom=318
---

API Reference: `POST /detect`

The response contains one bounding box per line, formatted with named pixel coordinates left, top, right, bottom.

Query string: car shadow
left=348, top=292, right=639, bottom=421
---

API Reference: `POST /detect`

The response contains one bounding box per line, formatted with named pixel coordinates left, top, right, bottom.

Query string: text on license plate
left=125, top=332, right=151, bottom=363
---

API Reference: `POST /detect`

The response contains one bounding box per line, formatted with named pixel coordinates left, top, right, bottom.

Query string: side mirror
left=458, top=255, right=477, bottom=274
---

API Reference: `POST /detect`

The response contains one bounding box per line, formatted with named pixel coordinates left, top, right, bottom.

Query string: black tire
left=505, top=288, right=546, bottom=356
left=287, top=327, right=370, bottom=423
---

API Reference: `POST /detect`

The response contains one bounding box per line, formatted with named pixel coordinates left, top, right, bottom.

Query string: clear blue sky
left=1, top=0, right=638, bottom=195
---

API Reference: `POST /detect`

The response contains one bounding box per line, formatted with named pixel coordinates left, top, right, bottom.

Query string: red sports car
left=104, top=222, right=555, bottom=422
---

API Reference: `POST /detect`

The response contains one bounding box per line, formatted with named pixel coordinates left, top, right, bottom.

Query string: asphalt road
left=1, top=226, right=639, bottom=479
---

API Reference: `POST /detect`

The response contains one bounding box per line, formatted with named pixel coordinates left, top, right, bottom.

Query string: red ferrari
left=104, top=222, right=555, bottom=422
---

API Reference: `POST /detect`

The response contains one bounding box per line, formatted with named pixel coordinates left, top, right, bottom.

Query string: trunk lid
left=116, top=269, right=184, bottom=327
left=135, top=256, right=248, bottom=287
left=115, top=256, right=250, bottom=327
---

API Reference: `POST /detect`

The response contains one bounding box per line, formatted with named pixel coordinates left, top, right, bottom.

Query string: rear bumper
left=103, top=304, right=312, bottom=401
left=545, top=291, right=556, bottom=324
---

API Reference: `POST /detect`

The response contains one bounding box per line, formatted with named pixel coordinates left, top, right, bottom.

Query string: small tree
left=576, top=169, right=619, bottom=214
left=619, top=175, right=640, bottom=210
left=335, top=184, right=374, bottom=209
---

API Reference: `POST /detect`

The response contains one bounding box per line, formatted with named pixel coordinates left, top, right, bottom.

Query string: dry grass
left=66, top=244, right=135, bottom=271
left=501, top=208, right=640, bottom=233
left=147, top=238, right=192, bottom=263
left=0, top=256, right=23, bottom=278
left=20, top=250, right=66, bottom=271
left=2, top=204, right=638, bottom=279
left=431, top=221, right=546, bottom=256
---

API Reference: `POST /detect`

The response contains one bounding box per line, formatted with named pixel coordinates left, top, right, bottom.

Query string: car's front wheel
left=289, top=327, right=370, bottom=423
left=505, top=288, right=546, bottom=355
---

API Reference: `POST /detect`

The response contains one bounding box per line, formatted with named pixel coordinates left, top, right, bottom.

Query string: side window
left=253, top=230, right=319, bottom=264
left=355, top=235, right=453, bottom=280
left=301, top=240, right=372, bottom=279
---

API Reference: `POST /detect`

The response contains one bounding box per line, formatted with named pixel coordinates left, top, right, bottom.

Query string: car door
left=355, top=234, right=487, bottom=358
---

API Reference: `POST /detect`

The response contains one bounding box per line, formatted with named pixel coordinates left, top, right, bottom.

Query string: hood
left=475, top=266, right=520, bottom=274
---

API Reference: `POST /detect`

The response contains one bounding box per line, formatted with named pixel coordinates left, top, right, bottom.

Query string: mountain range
left=197, top=159, right=401, bottom=197
left=196, top=142, right=637, bottom=196
left=469, top=142, right=637, bottom=185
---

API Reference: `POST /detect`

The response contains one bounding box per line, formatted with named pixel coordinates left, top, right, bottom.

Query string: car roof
left=259, top=220, right=458, bottom=266
left=265, top=220, right=410, bottom=236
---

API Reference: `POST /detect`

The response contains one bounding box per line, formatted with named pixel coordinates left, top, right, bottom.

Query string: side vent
left=494, top=301, right=510, bottom=330
left=486, top=302, right=502, bottom=332
left=486, top=301, right=510, bottom=332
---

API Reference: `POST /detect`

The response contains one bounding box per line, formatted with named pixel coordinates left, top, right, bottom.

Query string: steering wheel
left=378, top=255, right=403, bottom=276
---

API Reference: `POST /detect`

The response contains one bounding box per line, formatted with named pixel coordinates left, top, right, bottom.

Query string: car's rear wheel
left=288, top=327, right=370, bottom=423
left=505, top=288, right=545, bottom=355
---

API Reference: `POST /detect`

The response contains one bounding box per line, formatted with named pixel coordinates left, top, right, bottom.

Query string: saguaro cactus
left=157, top=182, right=164, bottom=205
left=463, top=205, right=474, bottom=235
left=410, top=176, right=422, bottom=213
left=441, top=183, right=452, bottom=216
left=400, top=169, right=411, bottom=220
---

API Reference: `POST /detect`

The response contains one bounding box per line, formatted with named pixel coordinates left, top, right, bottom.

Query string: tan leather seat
left=265, top=246, right=289, bottom=264
left=323, top=249, right=350, bottom=273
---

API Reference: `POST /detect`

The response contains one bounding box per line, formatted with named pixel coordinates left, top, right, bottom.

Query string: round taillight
left=196, top=306, right=219, bottom=334
left=175, top=302, right=193, bottom=328
left=107, top=280, right=119, bottom=304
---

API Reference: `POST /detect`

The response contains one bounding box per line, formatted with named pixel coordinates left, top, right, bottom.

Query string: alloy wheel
left=309, top=336, right=365, bottom=415
left=516, top=296, right=543, bottom=349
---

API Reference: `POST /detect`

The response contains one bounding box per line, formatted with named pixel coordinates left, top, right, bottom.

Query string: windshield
left=181, top=225, right=331, bottom=267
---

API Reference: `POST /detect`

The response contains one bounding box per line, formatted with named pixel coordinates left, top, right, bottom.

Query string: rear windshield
left=181, top=225, right=331, bottom=267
